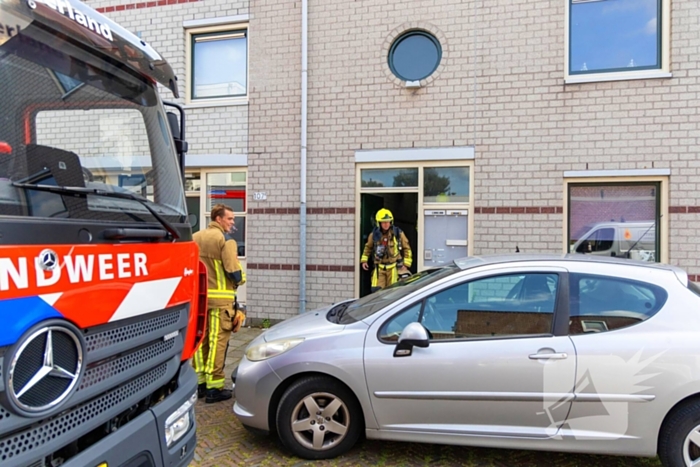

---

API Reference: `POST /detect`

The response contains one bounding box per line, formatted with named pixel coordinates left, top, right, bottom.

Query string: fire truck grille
left=0, top=363, right=167, bottom=462
left=85, top=309, right=181, bottom=352
left=79, top=338, right=176, bottom=391
left=0, top=305, right=188, bottom=450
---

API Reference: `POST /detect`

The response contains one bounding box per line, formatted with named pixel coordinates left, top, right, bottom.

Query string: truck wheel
left=276, top=376, right=362, bottom=460
left=659, top=400, right=700, bottom=467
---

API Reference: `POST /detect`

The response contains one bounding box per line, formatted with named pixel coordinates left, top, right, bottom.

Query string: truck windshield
left=0, top=27, right=186, bottom=224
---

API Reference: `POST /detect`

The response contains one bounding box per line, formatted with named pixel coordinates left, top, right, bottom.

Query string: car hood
left=263, top=303, right=345, bottom=342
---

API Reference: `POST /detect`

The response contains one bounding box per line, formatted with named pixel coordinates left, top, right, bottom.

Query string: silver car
left=233, top=255, right=700, bottom=466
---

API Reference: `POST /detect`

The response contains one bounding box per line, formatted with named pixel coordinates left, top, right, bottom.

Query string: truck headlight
left=245, top=338, right=304, bottom=362
left=165, top=392, right=197, bottom=447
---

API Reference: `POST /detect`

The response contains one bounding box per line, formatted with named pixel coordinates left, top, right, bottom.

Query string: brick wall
left=85, top=0, right=250, bottom=157
left=88, top=0, right=700, bottom=320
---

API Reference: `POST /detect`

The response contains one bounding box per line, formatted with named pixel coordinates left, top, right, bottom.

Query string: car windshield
left=339, top=264, right=460, bottom=324
left=0, top=24, right=186, bottom=224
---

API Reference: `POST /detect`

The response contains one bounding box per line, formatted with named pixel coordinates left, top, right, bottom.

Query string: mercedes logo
left=38, top=249, right=59, bottom=271
left=6, top=325, right=83, bottom=415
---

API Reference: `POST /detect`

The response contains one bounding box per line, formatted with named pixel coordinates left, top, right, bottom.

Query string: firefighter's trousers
left=194, top=307, right=234, bottom=389
left=371, top=263, right=398, bottom=292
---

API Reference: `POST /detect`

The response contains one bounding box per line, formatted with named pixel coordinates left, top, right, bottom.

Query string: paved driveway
left=190, top=327, right=662, bottom=467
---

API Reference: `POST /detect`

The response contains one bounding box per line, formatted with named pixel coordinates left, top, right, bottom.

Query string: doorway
left=355, top=161, right=474, bottom=298
left=359, top=192, right=418, bottom=297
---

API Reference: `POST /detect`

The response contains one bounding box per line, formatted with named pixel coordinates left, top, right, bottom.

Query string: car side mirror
left=393, top=322, right=430, bottom=358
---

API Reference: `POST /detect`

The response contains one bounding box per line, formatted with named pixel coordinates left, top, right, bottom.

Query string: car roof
left=454, top=254, right=684, bottom=275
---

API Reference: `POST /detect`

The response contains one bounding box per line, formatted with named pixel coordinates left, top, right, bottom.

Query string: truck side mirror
left=167, top=111, right=188, bottom=155
left=163, top=101, right=188, bottom=187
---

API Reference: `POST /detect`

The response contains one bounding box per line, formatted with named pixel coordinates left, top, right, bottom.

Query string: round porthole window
left=388, top=30, right=442, bottom=82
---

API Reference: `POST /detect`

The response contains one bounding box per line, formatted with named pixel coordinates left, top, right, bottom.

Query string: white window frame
left=562, top=172, right=669, bottom=263
left=564, top=0, right=671, bottom=84
left=185, top=20, right=249, bottom=107
left=355, top=160, right=475, bottom=297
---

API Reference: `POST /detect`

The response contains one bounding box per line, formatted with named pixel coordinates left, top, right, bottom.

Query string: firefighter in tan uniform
left=361, top=208, right=413, bottom=292
left=193, top=204, right=246, bottom=403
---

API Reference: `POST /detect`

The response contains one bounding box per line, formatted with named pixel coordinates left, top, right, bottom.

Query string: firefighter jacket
left=361, top=226, right=413, bottom=267
left=194, top=222, right=246, bottom=309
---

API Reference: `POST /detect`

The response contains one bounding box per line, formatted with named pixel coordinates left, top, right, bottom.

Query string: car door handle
left=529, top=352, right=568, bottom=360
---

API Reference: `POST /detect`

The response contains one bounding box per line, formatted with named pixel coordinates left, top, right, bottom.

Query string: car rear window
left=569, top=274, right=668, bottom=335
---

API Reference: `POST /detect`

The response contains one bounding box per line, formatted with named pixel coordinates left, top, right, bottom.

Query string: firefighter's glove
left=232, top=309, right=246, bottom=333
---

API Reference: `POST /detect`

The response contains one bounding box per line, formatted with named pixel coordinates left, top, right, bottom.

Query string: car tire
left=659, top=400, right=700, bottom=467
left=276, top=376, right=362, bottom=460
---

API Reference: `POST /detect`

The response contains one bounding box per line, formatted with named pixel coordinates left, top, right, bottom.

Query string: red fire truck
left=0, top=0, right=205, bottom=466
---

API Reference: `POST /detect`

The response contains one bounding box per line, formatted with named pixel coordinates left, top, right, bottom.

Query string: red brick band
left=475, top=207, right=563, bottom=214
left=669, top=207, right=700, bottom=214
left=248, top=207, right=354, bottom=215
left=96, top=0, right=199, bottom=13
left=689, top=275, right=699, bottom=282
left=247, top=263, right=353, bottom=272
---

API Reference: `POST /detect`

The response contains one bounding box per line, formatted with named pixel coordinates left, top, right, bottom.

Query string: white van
left=570, top=221, right=656, bottom=261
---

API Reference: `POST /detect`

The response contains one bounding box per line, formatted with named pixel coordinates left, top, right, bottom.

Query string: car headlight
left=165, top=392, right=196, bottom=447
left=245, top=338, right=305, bottom=361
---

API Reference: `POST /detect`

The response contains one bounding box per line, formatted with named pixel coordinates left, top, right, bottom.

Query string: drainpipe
left=299, top=0, right=308, bottom=314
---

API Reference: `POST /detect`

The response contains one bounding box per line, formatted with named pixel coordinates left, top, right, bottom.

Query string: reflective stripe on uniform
left=205, top=308, right=220, bottom=376
left=207, top=259, right=236, bottom=300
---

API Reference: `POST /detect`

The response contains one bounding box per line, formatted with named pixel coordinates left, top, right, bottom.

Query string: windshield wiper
left=12, top=182, right=180, bottom=240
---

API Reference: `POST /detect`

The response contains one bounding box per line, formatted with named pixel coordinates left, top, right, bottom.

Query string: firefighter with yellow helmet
left=361, top=208, right=413, bottom=292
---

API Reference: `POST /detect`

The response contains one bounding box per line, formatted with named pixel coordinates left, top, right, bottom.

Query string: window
left=567, top=0, right=668, bottom=82
left=423, top=167, right=470, bottom=203
left=569, top=274, right=667, bottom=335
left=206, top=172, right=246, bottom=257
left=568, top=183, right=660, bottom=261
left=379, top=273, right=558, bottom=341
left=361, top=168, right=418, bottom=188
left=189, top=27, right=247, bottom=101
left=388, top=30, right=442, bottom=82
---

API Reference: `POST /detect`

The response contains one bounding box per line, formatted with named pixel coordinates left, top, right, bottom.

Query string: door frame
left=185, top=167, right=249, bottom=302
left=355, top=161, right=475, bottom=297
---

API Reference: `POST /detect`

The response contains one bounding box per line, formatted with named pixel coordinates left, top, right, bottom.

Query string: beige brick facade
left=88, top=0, right=700, bottom=321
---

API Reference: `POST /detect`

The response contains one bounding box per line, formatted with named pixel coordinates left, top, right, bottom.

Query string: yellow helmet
left=375, top=208, right=394, bottom=224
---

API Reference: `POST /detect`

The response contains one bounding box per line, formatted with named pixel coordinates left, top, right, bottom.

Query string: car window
left=379, top=273, right=558, bottom=342
left=569, top=274, right=668, bottom=335
left=379, top=303, right=422, bottom=342
left=576, top=228, right=614, bottom=253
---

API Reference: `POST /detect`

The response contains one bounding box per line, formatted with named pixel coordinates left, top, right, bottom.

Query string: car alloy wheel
left=683, top=423, right=700, bottom=466
left=659, top=400, right=700, bottom=467
left=290, top=392, right=349, bottom=450
left=276, top=376, right=362, bottom=459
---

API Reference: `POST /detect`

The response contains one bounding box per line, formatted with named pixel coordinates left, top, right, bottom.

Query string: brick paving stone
left=191, top=327, right=662, bottom=467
